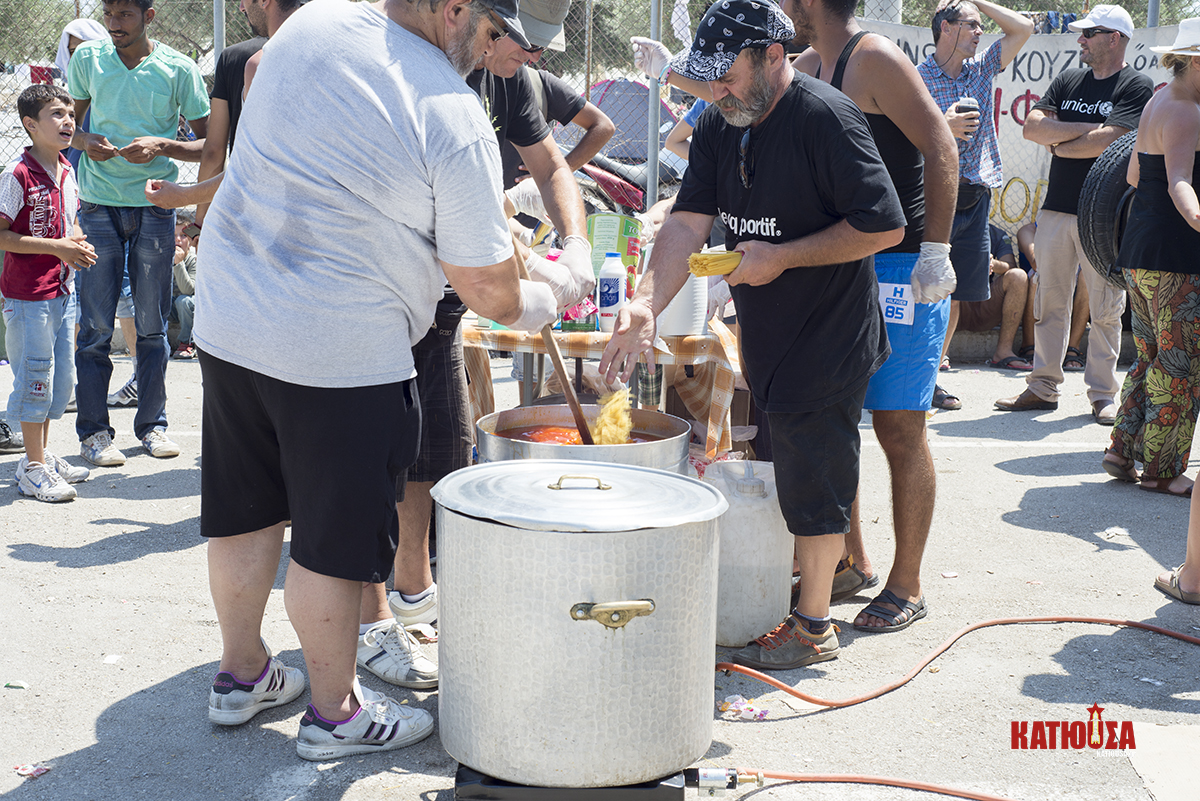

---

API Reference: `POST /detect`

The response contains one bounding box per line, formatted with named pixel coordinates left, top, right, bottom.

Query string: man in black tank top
left=786, top=0, right=958, bottom=634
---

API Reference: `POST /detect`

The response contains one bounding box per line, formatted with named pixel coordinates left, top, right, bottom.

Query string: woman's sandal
left=1101, top=454, right=1139, bottom=483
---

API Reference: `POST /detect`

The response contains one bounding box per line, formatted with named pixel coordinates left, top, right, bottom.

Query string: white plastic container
left=597, top=251, right=626, bottom=332
left=702, top=460, right=794, bottom=647
left=657, top=271, right=709, bottom=337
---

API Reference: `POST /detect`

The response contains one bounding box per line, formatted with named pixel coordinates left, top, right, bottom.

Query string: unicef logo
left=1099, top=101, right=1114, bottom=116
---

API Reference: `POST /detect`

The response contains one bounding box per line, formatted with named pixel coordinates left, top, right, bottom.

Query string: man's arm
left=70, top=98, right=120, bottom=161
left=975, top=0, right=1034, bottom=68
left=991, top=251, right=1018, bottom=274
left=144, top=174, right=223, bottom=208
left=868, top=46, right=958, bottom=243
left=729, top=219, right=904, bottom=286
left=1051, top=123, right=1130, bottom=159
left=441, top=256, right=556, bottom=331
left=599, top=209, right=714, bottom=383
left=118, top=115, right=210, bottom=164
left=514, top=137, right=587, bottom=239
left=1022, top=108, right=1102, bottom=146
left=560, top=102, right=615, bottom=172
left=196, top=98, right=231, bottom=225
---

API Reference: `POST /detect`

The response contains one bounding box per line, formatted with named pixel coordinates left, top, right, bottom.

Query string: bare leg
left=208, top=523, right=286, bottom=680
left=394, top=481, right=435, bottom=596
left=1068, top=278, right=1090, bottom=350
left=21, top=421, right=48, bottom=466
left=842, top=495, right=874, bottom=576
left=792, top=532, right=844, bottom=621
left=1159, top=487, right=1200, bottom=595
left=940, top=300, right=961, bottom=363
left=118, top=316, right=138, bottom=362
left=360, top=582, right=391, bottom=625
left=855, top=409, right=934, bottom=628
left=991, top=270, right=1029, bottom=363
left=1020, top=271, right=1037, bottom=353
left=285, top=559, right=363, bottom=721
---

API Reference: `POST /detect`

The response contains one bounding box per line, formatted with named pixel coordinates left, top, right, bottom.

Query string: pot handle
left=571, top=600, right=655, bottom=629
left=548, top=475, right=612, bottom=491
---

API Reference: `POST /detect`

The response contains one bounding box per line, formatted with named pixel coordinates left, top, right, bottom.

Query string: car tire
left=1077, top=129, right=1138, bottom=291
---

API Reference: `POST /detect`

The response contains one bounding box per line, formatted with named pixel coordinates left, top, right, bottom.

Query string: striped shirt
left=917, top=40, right=1004, bottom=189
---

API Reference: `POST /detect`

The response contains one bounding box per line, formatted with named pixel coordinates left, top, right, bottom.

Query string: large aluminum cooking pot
left=476, top=405, right=692, bottom=474
left=431, top=460, right=728, bottom=788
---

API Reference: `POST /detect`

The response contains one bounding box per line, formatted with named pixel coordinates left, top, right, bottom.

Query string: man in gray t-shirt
left=194, top=0, right=557, bottom=761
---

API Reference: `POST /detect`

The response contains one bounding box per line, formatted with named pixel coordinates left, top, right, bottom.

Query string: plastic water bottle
left=597, top=252, right=626, bottom=333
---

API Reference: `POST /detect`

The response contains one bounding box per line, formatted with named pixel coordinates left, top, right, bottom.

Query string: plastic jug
left=703, top=461, right=794, bottom=647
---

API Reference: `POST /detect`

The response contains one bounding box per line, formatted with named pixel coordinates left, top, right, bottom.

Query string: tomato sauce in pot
left=499, top=425, right=663, bottom=445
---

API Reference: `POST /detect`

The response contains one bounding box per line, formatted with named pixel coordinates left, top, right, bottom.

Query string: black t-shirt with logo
left=673, top=74, right=905, bottom=413
left=1034, top=65, right=1153, bottom=215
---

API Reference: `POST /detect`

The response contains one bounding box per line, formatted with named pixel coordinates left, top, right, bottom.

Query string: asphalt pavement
left=1, top=352, right=1198, bottom=800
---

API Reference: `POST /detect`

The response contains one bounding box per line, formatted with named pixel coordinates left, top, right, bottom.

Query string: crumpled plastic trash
left=4, top=681, right=29, bottom=689
left=688, top=449, right=744, bottom=479
left=718, top=694, right=769, bottom=720
left=15, top=764, right=49, bottom=779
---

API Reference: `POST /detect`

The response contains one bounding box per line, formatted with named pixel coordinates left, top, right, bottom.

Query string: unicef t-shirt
left=1034, top=65, right=1152, bottom=215
left=672, top=74, right=905, bottom=413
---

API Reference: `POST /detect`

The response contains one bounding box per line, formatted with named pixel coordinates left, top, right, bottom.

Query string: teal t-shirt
left=67, top=39, right=209, bottom=207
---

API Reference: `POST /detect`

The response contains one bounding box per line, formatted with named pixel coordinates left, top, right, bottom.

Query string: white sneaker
left=295, top=679, right=433, bottom=761
left=356, top=621, right=437, bottom=689
left=141, top=429, right=180, bottom=458
left=107, top=374, right=137, bottom=407
left=208, top=642, right=306, bottom=726
left=388, top=584, right=438, bottom=628
left=17, top=460, right=76, bottom=502
left=81, top=432, right=126, bottom=467
left=43, top=452, right=90, bottom=484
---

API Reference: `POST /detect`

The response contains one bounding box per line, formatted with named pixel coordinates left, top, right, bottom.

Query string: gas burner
left=454, top=765, right=686, bottom=800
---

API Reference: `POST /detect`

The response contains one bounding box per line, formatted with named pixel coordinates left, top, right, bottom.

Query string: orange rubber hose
left=734, top=769, right=1021, bottom=801
left=716, top=616, right=1200, bottom=708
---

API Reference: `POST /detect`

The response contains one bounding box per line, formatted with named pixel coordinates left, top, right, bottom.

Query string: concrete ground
left=1, top=350, right=1198, bottom=801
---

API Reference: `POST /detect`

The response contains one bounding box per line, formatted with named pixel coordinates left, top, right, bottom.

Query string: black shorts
left=767, top=383, right=867, bottom=537
left=405, top=324, right=472, bottom=485
left=198, top=350, right=421, bottom=583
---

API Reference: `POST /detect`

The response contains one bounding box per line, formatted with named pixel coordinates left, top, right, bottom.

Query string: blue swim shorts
left=863, top=252, right=951, bottom=411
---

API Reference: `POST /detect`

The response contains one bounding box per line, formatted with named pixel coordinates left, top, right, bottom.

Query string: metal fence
left=1, top=0, right=1196, bottom=192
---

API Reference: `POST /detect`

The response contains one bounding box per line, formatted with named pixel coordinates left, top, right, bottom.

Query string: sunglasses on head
left=738, top=129, right=754, bottom=190
left=1080, top=27, right=1117, bottom=38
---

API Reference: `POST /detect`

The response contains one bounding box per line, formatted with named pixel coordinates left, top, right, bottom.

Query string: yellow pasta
left=688, top=251, right=742, bottom=277
left=590, top=388, right=632, bottom=445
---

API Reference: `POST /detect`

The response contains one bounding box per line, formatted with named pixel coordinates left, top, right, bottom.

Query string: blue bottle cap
left=606, top=251, right=621, bottom=258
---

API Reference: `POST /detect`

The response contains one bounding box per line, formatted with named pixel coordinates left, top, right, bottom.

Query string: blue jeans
left=76, top=203, right=175, bottom=440
left=948, top=189, right=992, bottom=303
left=3, top=295, right=74, bottom=424
left=172, top=294, right=195, bottom=344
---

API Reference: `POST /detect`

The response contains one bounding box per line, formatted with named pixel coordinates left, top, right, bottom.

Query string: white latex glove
left=509, top=279, right=559, bottom=332
left=526, top=252, right=579, bottom=312
left=631, top=37, right=672, bottom=82
left=911, top=241, right=956, bottom=304
left=504, top=181, right=549, bottom=223
left=706, top=276, right=731, bottom=320
left=556, top=234, right=597, bottom=304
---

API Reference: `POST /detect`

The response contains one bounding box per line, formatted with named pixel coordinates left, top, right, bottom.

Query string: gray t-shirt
left=195, top=0, right=512, bottom=387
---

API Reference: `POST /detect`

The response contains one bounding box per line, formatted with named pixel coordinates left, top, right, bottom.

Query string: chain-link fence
left=1, top=0, right=1196, bottom=218
left=0, top=0, right=250, bottom=175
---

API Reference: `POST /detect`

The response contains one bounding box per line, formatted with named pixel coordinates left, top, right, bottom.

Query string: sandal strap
left=860, top=589, right=921, bottom=625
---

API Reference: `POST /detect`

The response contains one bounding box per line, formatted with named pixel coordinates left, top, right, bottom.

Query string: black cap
left=669, top=0, right=794, bottom=82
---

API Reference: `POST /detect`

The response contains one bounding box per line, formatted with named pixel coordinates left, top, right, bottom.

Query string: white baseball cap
left=1068, top=4, right=1135, bottom=39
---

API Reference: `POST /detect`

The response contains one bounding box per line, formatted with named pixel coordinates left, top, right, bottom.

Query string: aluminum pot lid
left=431, top=460, right=728, bottom=532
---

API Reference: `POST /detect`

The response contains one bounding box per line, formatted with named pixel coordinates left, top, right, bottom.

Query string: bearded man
left=601, top=0, right=906, bottom=671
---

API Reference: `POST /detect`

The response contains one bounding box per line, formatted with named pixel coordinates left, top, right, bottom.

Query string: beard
left=446, top=12, right=483, bottom=78
left=715, top=60, right=774, bottom=127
